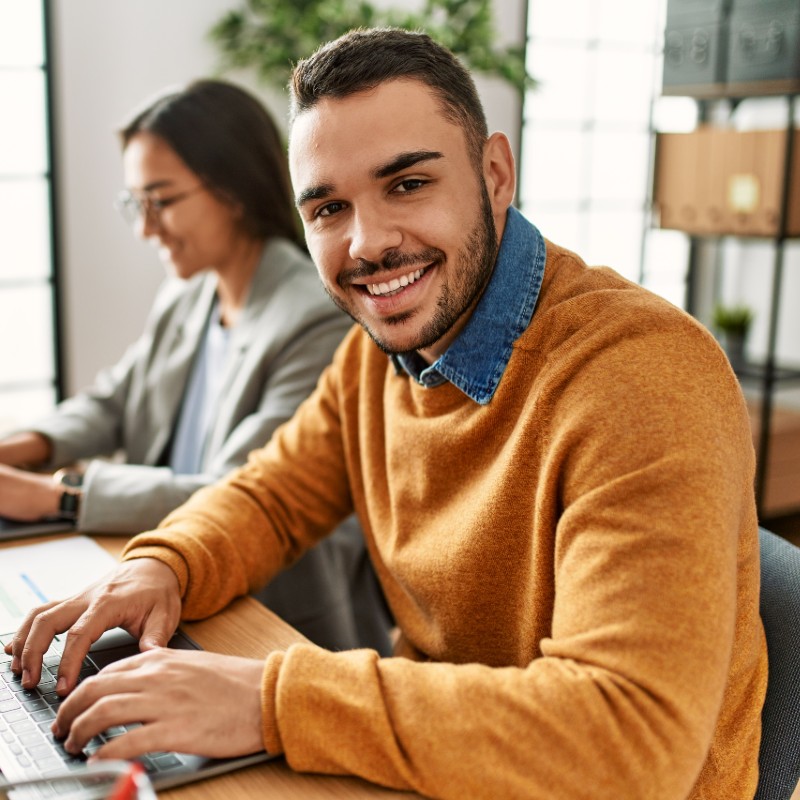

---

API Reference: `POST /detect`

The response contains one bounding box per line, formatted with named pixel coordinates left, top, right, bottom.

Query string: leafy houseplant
left=712, top=303, right=754, bottom=365
left=209, top=0, right=534, bottom=96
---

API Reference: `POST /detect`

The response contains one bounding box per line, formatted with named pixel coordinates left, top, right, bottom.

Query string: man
left=8, top=28, right=765, bottom=800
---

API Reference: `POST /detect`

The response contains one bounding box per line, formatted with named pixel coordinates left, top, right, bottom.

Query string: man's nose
left=347, top=206, right=402, bottom=265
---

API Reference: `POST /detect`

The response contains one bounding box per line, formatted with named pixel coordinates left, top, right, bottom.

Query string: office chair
left=755, top=527, right=800, bottom=800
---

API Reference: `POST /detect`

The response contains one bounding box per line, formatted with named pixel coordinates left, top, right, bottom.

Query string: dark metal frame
left=43, top=0, right=65, bottom=402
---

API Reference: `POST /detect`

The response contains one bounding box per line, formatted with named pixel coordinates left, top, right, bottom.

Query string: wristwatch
left=53, top=469, right=83, bottom=521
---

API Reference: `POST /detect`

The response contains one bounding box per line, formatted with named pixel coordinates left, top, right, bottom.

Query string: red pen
left=108, top=761, right=146, bottom=800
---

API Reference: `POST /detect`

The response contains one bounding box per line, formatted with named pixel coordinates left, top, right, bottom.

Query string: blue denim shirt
left=391, top=206, right=546, bottom=405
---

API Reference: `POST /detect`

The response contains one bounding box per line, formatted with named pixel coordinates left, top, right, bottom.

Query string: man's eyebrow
left=294, top=151, right=443, bottom=208
left=373, top=150, right=444, bottom=180
left=296, top=183, right=334, bottom=208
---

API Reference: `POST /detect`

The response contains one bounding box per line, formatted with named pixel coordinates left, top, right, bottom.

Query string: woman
left=0, top=80, right=390, bottom=653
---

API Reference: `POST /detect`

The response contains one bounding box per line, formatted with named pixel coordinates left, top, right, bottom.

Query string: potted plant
left=712, top=303, right=754, bottom=366
left=208, top=0, right=534, bottom=96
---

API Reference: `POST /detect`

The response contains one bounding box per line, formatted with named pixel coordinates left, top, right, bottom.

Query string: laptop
left=0, top=626, right=275, bottom=798
left=0, top=517, right=75, bottom=543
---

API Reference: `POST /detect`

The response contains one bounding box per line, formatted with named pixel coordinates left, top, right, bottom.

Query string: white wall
left=51, top=0, right=247, bottom=393
left=51, top=0, right=524, bottom=395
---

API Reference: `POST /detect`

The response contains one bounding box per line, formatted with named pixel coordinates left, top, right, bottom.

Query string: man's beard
left=325, top=180, right=499, bottom=357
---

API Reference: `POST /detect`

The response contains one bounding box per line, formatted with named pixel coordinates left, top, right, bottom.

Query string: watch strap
left=58, top=487, right=81, bottom=521
left=54, top=469, right=83, bottom=521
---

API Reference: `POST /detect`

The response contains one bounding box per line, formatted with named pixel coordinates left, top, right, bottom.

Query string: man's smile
left=365, top=267, right=427, bottom=297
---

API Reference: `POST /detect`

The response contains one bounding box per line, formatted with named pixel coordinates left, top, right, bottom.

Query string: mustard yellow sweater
left=124, top=240, right=766, bottom=800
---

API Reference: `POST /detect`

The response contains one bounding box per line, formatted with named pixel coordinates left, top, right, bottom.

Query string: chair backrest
left=755, top=527, right=800, bottom=800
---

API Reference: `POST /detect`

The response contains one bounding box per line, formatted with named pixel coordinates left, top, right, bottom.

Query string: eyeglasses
left=114, top=185, right=205, bottom=225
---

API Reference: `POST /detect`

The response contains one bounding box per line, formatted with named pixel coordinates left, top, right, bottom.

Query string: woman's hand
left=55, top=649, right=266, bottom=760
left=0, top=431, right=53, bottom=467
left=0, top=464, right=61, bottom=520
left=5, top=558, right=182, bottom=693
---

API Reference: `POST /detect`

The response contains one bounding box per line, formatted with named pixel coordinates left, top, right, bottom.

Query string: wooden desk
left=2, top=533, right=417, bottom=799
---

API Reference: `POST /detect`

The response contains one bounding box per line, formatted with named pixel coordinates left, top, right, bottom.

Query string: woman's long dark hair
left=120, top=79, right=300, bottom=245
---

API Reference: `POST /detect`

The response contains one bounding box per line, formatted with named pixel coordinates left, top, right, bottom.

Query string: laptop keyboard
left=0, top=632, right=184, bottom=797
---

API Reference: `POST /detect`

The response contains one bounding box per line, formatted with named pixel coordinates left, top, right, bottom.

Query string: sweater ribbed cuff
left=261, top=651, right=286, bottom=755
left=119, top=545, right=190, bottom=598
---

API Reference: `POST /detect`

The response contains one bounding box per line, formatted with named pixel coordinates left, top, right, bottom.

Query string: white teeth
left=367, top=268, right=424, bottom=296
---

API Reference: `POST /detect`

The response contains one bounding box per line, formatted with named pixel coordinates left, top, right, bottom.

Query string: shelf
left=748, top=402, right=800, bottom=518
left=658, top=1, right=800, bottom=519
left=653, top=128, right=800, bottom=239
left=648, top=89, right=799, bottom=518
left=662, top=79, right=800, bottom=101
left=658, top=229, right=800, bottom=243
left=733, top=362, right=800, bottom=386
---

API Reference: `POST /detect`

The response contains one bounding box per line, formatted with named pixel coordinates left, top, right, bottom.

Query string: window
left=0, top=0, right=61, bottom=430
left=520, top=0, right=691, bottom=307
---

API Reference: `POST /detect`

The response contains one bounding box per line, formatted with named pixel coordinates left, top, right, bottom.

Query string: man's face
left=290, top=79, right=510, bottom=361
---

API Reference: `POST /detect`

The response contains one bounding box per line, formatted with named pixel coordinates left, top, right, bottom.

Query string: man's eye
left=317, top=202, right=345, bottom=218
left=394, top=179, right=426, bottom=193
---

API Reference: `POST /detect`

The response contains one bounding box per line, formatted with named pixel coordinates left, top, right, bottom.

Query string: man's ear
left=482, top=132, right=517, bottom=214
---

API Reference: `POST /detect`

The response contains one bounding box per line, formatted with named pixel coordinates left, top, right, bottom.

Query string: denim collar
left=391, top=206, right=546, bottom=405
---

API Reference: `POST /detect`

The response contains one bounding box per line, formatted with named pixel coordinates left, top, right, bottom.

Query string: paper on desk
left=0, top=536, right=117, bottom=633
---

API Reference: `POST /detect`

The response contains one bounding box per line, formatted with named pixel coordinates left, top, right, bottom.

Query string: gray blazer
left=32, top=238, right=391, bottom=651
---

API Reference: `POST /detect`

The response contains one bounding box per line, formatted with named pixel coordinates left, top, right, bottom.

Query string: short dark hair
left=120, top=79, right=300, bottom=244
left=290, top=28, right=489, bottom=167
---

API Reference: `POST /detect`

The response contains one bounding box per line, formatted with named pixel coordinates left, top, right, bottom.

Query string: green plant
left=209, top=0, right=534, bottom=96
left=712, top=303, right=755, bottom=336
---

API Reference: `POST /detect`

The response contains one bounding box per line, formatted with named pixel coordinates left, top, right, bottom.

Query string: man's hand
left=5, top=558, right=182, bottom=693
left=0, top=464, right=61, bottom=521
left=55, top=649, right=266, bottom=760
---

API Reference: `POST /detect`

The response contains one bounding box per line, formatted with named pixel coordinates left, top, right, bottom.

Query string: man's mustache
left=339, top=247, right=444, bottom=287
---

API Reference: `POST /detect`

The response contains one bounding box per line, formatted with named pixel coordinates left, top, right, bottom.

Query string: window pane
left=595, top=0, right=663, bottom=46
left=0, top=3, right=56, bottom=420
left=520, top=128, right=588, bottom=204
left=523, top=209, right=587, bottom=256
left=644, top=280, right=686, bottom=309
left=585, top=209, right=645, bottom=280
left=0, top=179, right=51, bottom=280
left=527, top=0, right=597, bottom=42
left=0, top=70, right=47, bottom=174
left=588, top=130, right=650, bottom=201
left=0, top=1, right=44, bottom=67
left=0, top=388, right=56, bottom=433
left=0, top=284, right=55, bottom=383
left=640, top=228, right=690, bottom=302
left=523, top=0, right=664, bottom=299
left=526, top=43, right=593, bottom=125
left=592, top=50, right=656, bottom=126
left=652, top=96, right=699, bottom=132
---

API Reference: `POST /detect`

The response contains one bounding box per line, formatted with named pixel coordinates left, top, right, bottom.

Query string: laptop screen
left=0, top=517, right=75, bottom=543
